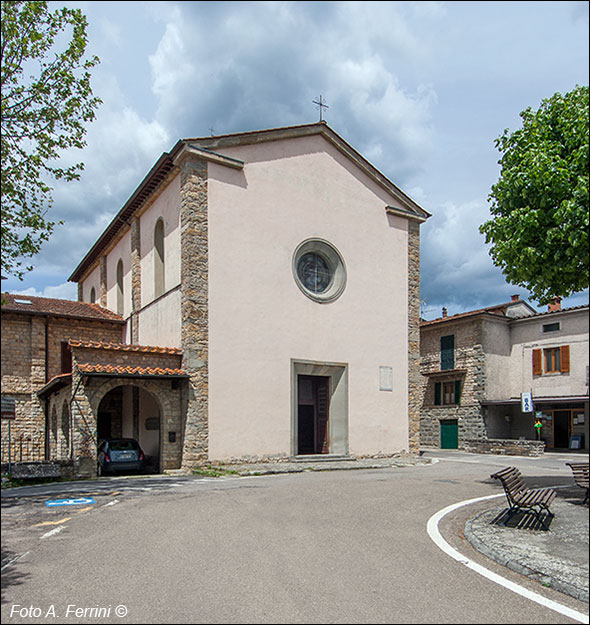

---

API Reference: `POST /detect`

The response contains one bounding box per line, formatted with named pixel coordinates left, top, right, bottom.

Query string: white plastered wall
left=137, top=175, right=182, bottom=348
left=206, top=134, right=411, bottom=460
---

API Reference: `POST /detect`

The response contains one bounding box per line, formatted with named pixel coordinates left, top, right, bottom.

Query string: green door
left=440, top=419, right=458, bottom=449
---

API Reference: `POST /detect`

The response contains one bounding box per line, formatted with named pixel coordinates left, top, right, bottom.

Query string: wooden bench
left=566, top=462, right=589, bottom=504
left=490, top=466, right=556, bottom=529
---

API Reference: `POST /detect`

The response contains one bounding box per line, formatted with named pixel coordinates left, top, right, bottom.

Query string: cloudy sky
left=4, top=0, right=589, bottom=318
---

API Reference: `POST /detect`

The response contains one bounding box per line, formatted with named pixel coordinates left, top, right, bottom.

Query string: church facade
left=6, top=123, right=430, bottom=476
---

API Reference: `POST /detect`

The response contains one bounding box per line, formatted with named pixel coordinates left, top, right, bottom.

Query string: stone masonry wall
left=47, top=319, right=123, bottom=380
left=47, top=385, right=73, bottom=462
left=419, top=318, right=487, bottom=448
left=178, top=156, right=209, bottom=467
left=407, top=220, right=422, bottom=454
left=2, top=314, right=46, bottom=462
left=66, top=347, right=185, bottom=476
left=1, top=312, right=124, bottom=463
left=71, top=343, right=183, bottom=371
left=131, top=217, right=142, bottom=343
left=100, top=256, right=107, bottom=307
left=463, top=438, right=545, bottom=457
left=2, top=314, right=33, bottom=386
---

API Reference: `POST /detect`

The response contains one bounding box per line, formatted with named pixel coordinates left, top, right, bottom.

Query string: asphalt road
left=1, top=450, right=588, bottom=624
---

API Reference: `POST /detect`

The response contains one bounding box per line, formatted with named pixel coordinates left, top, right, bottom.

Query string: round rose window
left=293, top=239, right=346, bottom=303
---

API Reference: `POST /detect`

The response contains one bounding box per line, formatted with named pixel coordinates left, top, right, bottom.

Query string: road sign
left=1, top=397, right=16, bottom=419
left=46, top=498, right=96, bottom=507
left=521, top=392, right=533, bottom=413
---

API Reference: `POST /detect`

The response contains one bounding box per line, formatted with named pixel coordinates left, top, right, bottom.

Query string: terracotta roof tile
left=421, top=301, right=588, bottom=327
left=421, top=308, right=506, bottom=327
left=2, top=293, right=124, bottom=323
left=69, top=339, right=182, bottom=355
left=78, top=363, right=187, bottom=377
left=36, top=373, right=73, bottom=399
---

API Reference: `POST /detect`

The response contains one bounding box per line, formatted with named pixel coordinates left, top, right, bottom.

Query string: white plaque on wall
left=379, top=366, right=393, bottom=391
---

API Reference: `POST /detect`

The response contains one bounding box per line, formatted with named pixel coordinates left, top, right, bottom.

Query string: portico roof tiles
left=78, top=363, right=187, bottom=377
left=69, top=339, right=182, bottom=355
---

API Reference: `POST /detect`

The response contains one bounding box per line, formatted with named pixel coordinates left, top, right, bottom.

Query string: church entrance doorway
left=297, top=375, right=330, bottom=455
left=96, top=385, right=161, bottom=472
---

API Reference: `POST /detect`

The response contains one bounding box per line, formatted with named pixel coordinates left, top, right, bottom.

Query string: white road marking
left=429, top=457, right=481, bottom=464
left=427, top=494, right=589, bottom=624
left=40, top=526, right=65, bottom=539
left=1, top=551, right=30, bottom=572
left=102, top=499, right=119, bottom=507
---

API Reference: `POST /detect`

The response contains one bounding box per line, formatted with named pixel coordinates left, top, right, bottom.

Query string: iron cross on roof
left=313, top=95, right=329, bottom=122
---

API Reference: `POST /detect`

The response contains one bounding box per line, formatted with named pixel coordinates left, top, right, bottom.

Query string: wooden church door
left=297, top=376, right=330, bottom=454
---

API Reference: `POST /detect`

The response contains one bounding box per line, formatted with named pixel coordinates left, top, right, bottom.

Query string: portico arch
left=90, top=379, right=171, bottom=473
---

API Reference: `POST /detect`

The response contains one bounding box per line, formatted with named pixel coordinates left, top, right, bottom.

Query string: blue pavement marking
left=45, top=497, right=96, bottom=507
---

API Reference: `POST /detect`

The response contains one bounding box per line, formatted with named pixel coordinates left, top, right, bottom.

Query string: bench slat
left=491, top=466, right=556, bottom=527
left=566, top=462, right=589, bottom=504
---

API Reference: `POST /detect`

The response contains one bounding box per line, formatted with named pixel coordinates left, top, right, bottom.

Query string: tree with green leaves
left=1, top=1, right=101, bottom=280
left=480, top=85, right=589, bottom=305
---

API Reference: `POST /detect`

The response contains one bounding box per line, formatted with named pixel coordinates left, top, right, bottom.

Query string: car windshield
left=109, top=440, right=138, bottom=451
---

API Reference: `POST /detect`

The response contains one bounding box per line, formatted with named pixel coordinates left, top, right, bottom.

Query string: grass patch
left=1, top=474, right=73, bottom=489
left=192, top=465, right=240, bottom=478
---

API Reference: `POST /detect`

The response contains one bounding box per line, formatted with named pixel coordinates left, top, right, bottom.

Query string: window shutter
left=434, top=382, right=442, bottom=406
left=560, top=345, right=570, bottom=373
left=440, top=335, right=455, bottom=370
left=532, top=349, right=542, bottom=375
left=454, top=380, right=462, bottom=406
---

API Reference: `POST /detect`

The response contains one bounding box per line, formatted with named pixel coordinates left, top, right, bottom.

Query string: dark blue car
left=97, top=438, right=145, bottom=476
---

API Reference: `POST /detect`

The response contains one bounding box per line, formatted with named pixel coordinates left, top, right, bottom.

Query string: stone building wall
left=66, top=346, right=185, bottom=476
left=178, top=155, right=209, bottom=467
left=47, top=385, right=73, bottom=462
left=2, top=314, right=48, bottom=462
left=70, top=341, right=183, bottom=371
left=407, top=220, right=422, bottom=454
left=1, top=311, right=124, bottom=463
left=130, top=217, right=142, bottom=343
left=419, top=317, right=488, bottom=448
left=47, top=320, right=123, bottom=380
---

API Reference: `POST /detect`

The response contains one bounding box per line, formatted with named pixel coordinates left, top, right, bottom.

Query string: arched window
left=116, top=259, right=124, bottom=316
left=154, top=218, right=165, bottom=298
left=90, top=287, right=96, bottom=304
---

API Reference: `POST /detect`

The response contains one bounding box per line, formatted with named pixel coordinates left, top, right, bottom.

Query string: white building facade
left=69, top=123, right=429, bottom=471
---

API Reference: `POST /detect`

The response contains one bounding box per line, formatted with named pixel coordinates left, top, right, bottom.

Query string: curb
left=464, top=508, right=589, bottom=603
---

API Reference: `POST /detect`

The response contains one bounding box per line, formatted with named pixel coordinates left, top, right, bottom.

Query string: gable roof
left=1, top=293, right=125, bottom=324
left=420, top=299, right=538, bottom=327
left=421, top=299, right=588, bottom=328
left=69, top=122, right=430, bottom=283
left=185, top=123, right=431, bottom=221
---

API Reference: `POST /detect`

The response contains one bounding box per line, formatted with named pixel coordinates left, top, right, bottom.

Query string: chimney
left=548, top=297, right=562, bottom=312
left=442, top=307, right=448, bottom=318
left=511, top=294, right=519, bottom=302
